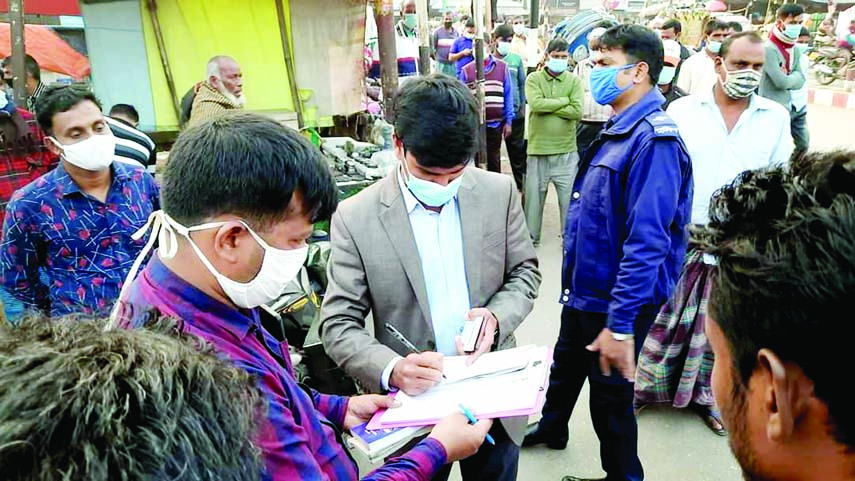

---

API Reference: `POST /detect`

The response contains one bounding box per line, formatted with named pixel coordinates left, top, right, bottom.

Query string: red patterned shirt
left=0, top=108, right=59, bottom=221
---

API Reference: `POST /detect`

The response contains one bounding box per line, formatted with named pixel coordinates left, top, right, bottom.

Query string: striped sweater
left=460, top=56, right=514, bottom=127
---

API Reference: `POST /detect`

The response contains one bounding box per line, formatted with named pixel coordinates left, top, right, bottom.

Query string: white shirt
left=667, top=92, right=793, bottom=224
left=380, top=171, right=472, bottom=390
left=675, top=50, right=718, bottom=96
left=790, top=50, right=809, bottom=111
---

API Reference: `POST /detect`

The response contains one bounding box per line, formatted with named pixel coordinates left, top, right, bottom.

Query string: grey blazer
left=759, top=41, right=806, bottom=109
left=319, top=167, right=541, bottom=444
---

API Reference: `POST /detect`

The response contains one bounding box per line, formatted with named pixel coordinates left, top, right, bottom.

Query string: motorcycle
left=813, top=46, right=854, bottom=85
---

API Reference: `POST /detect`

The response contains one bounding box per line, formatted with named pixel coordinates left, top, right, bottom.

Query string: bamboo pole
left=274, top=0, right=306, bottom=128
left=147, top=0, right=181, bottom=121
left=375, top=0, right=399, bottom=122
left=9, top=0, right=26, bottom=108
left=473, top=0, right=487, bottom=166
left=416, top=0, right=431, bottom=75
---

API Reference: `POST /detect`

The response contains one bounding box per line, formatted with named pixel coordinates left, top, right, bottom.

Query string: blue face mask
left=546, top=57, right=569, bottom=74
left=784, top=24, right=802, bottom=39
left=402, top=160, right=464, bottom=207
left=589, top=63, right=637, bottom=106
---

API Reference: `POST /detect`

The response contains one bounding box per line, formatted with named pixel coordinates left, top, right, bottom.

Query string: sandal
left=694, top=405, right=727, bottom=436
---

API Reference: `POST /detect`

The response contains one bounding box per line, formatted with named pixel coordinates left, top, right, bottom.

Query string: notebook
left=367, top=344, right=552, bottom=430
left=347, top=423, right=431, bottom=463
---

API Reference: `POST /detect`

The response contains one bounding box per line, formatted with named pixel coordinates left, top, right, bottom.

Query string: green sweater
left=525, top=69, right=584, bottom=156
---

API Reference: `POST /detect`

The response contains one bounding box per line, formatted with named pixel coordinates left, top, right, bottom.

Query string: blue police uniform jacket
left=561, top=88, right=693, bottom=335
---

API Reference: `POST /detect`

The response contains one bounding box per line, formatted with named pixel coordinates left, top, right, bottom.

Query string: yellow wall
left=140, top=0, right=295, bottom=130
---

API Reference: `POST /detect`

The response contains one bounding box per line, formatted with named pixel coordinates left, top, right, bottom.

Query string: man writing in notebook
left=320, top=74, right=541, bottom=481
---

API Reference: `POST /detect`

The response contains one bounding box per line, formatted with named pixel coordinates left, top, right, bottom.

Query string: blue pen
left=459, top=403, right=495, bottom=445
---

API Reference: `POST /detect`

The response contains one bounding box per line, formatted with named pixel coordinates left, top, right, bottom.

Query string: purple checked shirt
left=118, top=256, right=447, bottom=481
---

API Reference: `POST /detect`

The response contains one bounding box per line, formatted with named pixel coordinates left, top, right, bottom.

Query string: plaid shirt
left=119, top=256, right=447, bottom=481
left=0, top=161, right=159, bottom=316
left=0, top=108, right=58, bottom=221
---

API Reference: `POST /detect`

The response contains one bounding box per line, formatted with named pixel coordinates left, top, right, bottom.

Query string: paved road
left=357, top=105, right=855, bottom=481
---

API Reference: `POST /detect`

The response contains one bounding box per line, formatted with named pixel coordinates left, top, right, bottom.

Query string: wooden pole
left=274, top=0, right=306, bottom=128
left=375, top=0, right=399, bottom=122
left=146, top=0, right=181, bottom=121
left=9, top=0, right=26, bottom=109
left=529, top=0, right=539, bottom=29
left=416, top=0, right=431, bottom=75
left=473, top=0, right=487, bottom=166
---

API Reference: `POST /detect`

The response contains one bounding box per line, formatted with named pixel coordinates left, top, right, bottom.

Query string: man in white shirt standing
left=676, top=20, right=733, bottom=96
left=634, top=32, right=792, bottom=436
left=668, top=31, right=792, bottom=224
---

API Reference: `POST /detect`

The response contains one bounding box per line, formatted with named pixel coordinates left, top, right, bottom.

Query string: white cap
left=662, top=39, right=682, bottom=67
left=588, top=27, right=608, bottom=42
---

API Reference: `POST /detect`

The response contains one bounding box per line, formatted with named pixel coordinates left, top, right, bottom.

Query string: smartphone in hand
left=460, top=316, right=485, bottom=353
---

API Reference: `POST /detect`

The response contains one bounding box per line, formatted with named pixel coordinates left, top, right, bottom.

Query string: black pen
left=384, top=323, right=447, bottom=380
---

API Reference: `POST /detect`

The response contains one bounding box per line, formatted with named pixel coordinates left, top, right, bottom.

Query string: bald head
left=206, top=55, right=244, bottom=103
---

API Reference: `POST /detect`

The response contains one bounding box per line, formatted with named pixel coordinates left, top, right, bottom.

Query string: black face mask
left=3, top=78, right=13, bottom=88
left=444, top=21, right=453, bottom=28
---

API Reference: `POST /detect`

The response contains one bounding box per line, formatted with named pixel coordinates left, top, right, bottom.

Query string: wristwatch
left=611, top=332, right=634, bottom=342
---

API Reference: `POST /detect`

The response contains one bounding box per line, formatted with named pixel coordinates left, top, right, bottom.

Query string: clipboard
left=367, top=345, right=552, bottom=430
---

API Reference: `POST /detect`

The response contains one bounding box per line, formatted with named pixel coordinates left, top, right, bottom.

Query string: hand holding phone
left=460, top=316, right=485, bottom=354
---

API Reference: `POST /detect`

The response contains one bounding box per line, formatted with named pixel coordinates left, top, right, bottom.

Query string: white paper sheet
left=378, top=345, right=550, bottom=426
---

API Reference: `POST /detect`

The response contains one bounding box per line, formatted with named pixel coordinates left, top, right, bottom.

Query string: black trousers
left=432, top=422, right=520, bottom=481
left=536, top=306, right=657, bottom=481
left=505, top=116, right=527, bottom=191
left=484, top=124, right=504, bottom=174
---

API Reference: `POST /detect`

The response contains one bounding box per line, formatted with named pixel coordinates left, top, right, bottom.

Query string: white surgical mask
left=513, top=24, right=526, bottom=36
left=497, top=41, right=512, bottom=56
left=658, top=66, right=677, bottom=85
left=707, top=40, right=722, bottom=54
left=113, top=211, right=308, bottom=314
left=51, top=133, right=115, bottom=171
left=401, top=161, right=464, bottom=207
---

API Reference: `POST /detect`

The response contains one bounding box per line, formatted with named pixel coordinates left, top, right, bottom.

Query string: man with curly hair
left=696, top=150, right=855, bottom=481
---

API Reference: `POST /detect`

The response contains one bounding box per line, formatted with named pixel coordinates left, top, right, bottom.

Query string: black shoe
left=522, top=424, right=568, bottom=450
left=560, top=477, right=606, bottom=481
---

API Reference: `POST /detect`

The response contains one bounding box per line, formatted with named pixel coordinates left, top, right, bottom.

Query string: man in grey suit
left=320, top=74, right=541, bottom=481
left=760, top=3, right=808, bottom=156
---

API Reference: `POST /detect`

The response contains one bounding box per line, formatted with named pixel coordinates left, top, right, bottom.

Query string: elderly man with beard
left=697, top=149, right=855, bottom=481
left=189, top=56, right=245, bottom=127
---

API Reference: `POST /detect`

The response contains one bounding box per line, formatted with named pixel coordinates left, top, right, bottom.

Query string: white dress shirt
left=790, top=51, right=810, bottom=111
left=380, top=170, right=472, bottom=390
left=667, top=92, right=793, bottom=224
left=675, top=51, right=718, bottom=96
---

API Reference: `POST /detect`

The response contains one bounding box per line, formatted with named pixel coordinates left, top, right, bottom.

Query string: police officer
left=523, top=25, right=693, bottom=481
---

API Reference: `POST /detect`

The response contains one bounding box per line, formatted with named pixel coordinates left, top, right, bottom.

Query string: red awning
left=0, top=0, right=81, bottom=16
left=0, top=24, right=90, bottom=79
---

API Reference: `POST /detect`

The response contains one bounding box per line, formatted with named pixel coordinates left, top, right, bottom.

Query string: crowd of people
left=0, top=4, right=853, bottom=481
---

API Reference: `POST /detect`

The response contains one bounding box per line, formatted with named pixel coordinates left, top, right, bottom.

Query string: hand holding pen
left=385, top=323, right=446, bottom=396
